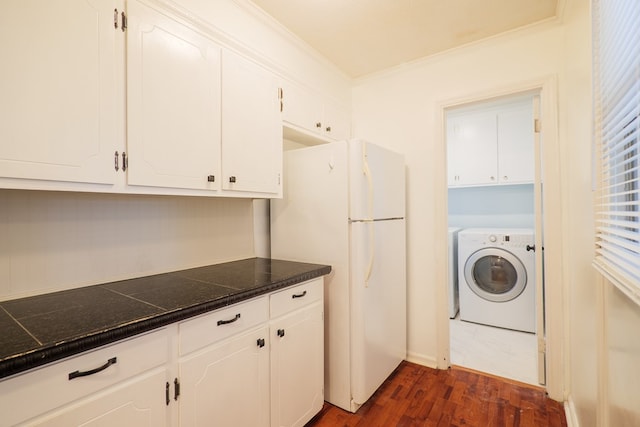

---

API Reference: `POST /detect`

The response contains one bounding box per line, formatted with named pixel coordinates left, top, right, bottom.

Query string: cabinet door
left=126, top=0, right=221, bottom=191
left=221, top=49, right=282, bottom=195
left=20, top=369, right=168, bottom=427
left=322, top=102, right=351, bottom=141
left=447, top=111, right=498, bottom=186
left=497, top=102, right=534, bottom=184
left=179, top=326, right=270, bottom=427
left=0, top=0, right=117, bottom=185
left=270, top=302, right=324, bottom=427
left=281, top=81, right=324, bottom=134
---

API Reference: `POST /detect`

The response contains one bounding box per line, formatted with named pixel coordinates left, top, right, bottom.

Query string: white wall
left=351, top=1, right=640, bottom=425
left=448, top=184, right=535, bottom=229
left=351, top=17, right=567, bottom=370
left=0, top=190, right=256, bottom=300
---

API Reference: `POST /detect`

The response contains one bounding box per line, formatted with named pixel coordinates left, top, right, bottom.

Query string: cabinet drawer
left=270, top=278, right=323, bottom=319
left=0, top=328, right=169, bottom=427
left=179, top=296, right=268, bottom=356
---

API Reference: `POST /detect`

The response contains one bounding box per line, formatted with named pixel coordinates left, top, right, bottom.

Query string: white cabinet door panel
left=20, top=369, right=168, bottom=427
left=270, top=301, right=324, bottom=427
left=0, top=0, right=117, bottom=185
left=497, top=103, right=534, bottom=184
left=179, top=326, right=270, bottom=427
left=126, top=0, right=221, bottom=191
left=447, top=111, right=498, bottom=186
left=221, top=49, right=282, bottom=195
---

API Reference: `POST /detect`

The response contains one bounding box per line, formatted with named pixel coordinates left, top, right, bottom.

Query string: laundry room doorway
left=443, top=89, right=547, bottom=387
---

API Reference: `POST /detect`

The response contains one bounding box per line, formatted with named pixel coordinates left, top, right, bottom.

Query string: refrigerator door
left=349, top=140, right=405, bottom=221
left=350, top=219, right=406, bottom=408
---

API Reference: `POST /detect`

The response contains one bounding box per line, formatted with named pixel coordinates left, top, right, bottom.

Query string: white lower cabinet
left=0, top=329, right=171, bottom=427
left=178, top=278, right=324, bottom=427
left=20, top=368, right=169, bottom=427
left=179, top=326, right=270, bottom=427
left=0, top=279, right=325, bottom=427
left=270, top=290, right=324, bottom=427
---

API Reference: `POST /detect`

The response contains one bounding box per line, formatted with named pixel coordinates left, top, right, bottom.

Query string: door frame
left=434, top=75, right=565, bottom=400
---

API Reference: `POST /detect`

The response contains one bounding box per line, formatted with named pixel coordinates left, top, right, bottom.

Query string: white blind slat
left=593, top=0, right=640, bottom=292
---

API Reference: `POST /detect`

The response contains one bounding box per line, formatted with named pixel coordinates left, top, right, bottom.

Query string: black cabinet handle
left=291, top=290, right=307, bottom=299
left=217, top=313, right=241, bottom=326
left=69, top=357, right=117, bottom=380
left=166, top=382, right=170, bottom=405
left=526, top=244, right=535, bottom=252
left=229, top=176, right=237, bottom=183
left=207, top=175, right=215, bottom=182
left=277, top=329, right=285, bottom=338
left=257, top=338, right=265, bottom=348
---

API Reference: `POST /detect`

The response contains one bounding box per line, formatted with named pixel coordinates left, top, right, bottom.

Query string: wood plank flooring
left=306, top=361, right=567, bottom=427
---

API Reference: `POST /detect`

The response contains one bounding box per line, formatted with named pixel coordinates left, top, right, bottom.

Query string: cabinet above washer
left=447, top=96, right=535, bottom=187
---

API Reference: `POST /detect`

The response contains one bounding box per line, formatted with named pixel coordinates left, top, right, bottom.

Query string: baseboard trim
left=564, top=396, right=580, bottom=427
left=406, top=352, right=438, bottom=369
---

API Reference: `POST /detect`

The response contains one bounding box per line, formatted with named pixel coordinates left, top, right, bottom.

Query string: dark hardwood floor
left=306, top=361, right=567, bottom=427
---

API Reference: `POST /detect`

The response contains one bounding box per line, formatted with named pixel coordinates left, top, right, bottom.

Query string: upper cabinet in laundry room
left=0, top=0, right=118, bottom=186
left=447, top=97, right=534, bottom=187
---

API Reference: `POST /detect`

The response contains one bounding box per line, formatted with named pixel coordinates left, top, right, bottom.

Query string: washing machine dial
left=489, top=235, right=497, bottom=243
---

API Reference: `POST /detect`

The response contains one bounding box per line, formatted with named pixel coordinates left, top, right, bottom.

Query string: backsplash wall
left=0, top=190, right=256, bottom=301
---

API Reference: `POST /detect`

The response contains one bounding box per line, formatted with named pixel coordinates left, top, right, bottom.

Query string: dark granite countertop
left=0, top=258, right=331, bottom=380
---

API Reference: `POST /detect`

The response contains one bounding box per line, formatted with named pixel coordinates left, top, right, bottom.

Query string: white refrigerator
left=271, top=139, right=406, bottom=413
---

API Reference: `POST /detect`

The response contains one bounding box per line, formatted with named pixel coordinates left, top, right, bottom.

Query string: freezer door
left=349, top=140, right=405, bottom=221
left=350, top=219, right=406, bottom=407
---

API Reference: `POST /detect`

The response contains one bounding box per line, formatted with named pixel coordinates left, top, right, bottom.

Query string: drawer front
left=0, top=328, right=169, bottom=427
left=270, top=278, right=323, bottom=319
left=180, top=296, right=268, bottom=356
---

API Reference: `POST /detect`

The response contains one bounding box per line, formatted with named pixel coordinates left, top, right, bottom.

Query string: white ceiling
left=250, top=0, right=560, bottom=78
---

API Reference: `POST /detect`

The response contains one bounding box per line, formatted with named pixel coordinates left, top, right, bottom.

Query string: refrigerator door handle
left=362, top=142, right=374, bottom=221
left=365, top=221, right=374, bottom=287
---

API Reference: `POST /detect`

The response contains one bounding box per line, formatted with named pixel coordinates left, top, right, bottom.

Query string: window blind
left=593, top=0, right=640, bottom=301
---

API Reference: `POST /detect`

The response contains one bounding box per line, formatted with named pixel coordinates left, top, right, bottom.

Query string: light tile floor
left=449, top=314, right=539, bottom=386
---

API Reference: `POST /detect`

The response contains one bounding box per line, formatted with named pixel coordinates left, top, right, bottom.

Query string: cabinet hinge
left=537, top=337, right=546, bottom=353
left=534, top=118, right=541, bottom=133
left=278, top=87, right=283, bottom=112
left=278, top=173, right=281, bottom=185
left=174, top=378, right=180, bottom=401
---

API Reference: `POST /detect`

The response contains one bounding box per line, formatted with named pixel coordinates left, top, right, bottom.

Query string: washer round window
left=464, top=248, right=527, bottom=302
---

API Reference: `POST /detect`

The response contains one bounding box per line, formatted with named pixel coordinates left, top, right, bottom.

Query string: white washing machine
left=448, top=227, right=462, bottom=318
left=458, top=228, right=536, bottom=333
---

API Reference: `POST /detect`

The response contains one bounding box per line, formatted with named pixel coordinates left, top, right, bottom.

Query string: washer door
left=464, top=248, right=527, bottom=302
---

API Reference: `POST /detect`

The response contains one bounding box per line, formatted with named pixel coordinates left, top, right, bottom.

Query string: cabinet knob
left=277, top=329, right=285, bottom=338
left=490, top=176, right=495, bottom=181
left=503, top=176, right=508, bottom=180
left=316, top=122, right=322, bottom=128
left=229, top=176, right=236, bottom=183
left=207, top=175, right=215, bottom=182
left=325, top=126, right=331, bottom=132
left=257, top=338, right=265, bottom=348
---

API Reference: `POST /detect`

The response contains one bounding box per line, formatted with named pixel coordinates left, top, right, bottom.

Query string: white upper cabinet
left=447, top=110, right=498, bottom=186
left=126, top=0, right=222, bottom=192
left=447, top=97, right=534, bottom=187
left=496, top=102, right=535, bottom=184
left=221, top=49, right=282, bottom=196
left=281, top=80, right=351, bottom=144
left=0, top=0, right=117, bottom=185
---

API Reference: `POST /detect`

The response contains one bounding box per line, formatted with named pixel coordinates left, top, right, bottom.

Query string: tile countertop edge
left=0, top=265, right=331, bottom=380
